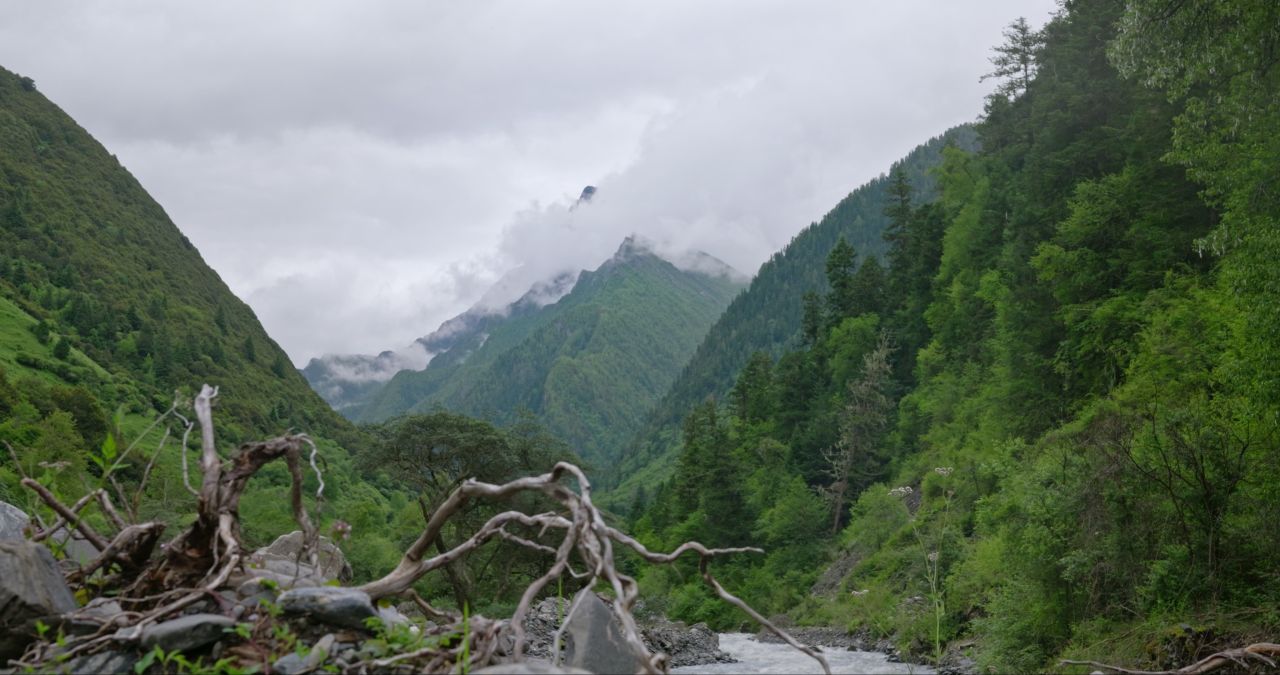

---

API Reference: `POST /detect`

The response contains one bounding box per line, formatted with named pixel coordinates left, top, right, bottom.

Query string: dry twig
left=1060, top=642, right=1280, bottom=674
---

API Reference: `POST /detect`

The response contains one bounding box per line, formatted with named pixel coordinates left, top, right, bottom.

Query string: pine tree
left=801, top=292, right=823, bottom=346
left=825, top=238, right=858, bottom=323
left=981, top=17, right=1044, bottom=100
left=849, top=255, right=887, bottom=318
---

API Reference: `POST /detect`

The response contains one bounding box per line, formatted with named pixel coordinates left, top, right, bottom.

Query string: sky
left=0, top=1, right=1058, bottom=366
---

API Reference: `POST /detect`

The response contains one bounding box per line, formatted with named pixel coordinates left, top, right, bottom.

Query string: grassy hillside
left=0, top=66, right=353, bottom=445
left=608, top=126, right=976, bottom=498
left=359, top=239, right=744, bottom=466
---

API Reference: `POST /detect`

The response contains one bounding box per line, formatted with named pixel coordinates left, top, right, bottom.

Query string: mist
left=0, top=1, right=1058, bottom=363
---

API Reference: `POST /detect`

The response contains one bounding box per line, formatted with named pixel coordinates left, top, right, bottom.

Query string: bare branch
left=94, top=489, right=128, bottom=531
left=132, top=425, right=172, bottom=515
left=21, top=479, right=109, bottom=551
left=194, top=384, right=221, bottom=510
left=30, top=488, right=100, bottom=544
left=1060, top=642, right=1280, bottom=675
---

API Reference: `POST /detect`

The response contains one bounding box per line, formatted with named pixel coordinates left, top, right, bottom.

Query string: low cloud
left=0, top=1, right=1058, bottom=363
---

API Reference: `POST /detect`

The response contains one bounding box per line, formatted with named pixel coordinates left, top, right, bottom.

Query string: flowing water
left=671, top=633, right=935, bottom=675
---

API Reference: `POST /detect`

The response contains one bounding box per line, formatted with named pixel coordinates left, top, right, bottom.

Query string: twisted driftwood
left=1061, top=642, right=1280, bottom=674
left=11, top=383, right=828, bottom=674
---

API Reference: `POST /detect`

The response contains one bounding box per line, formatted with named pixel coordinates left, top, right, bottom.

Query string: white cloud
left=0, top=0, right=1059, bottom=363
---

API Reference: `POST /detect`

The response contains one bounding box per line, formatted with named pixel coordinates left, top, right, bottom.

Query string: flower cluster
left=933, top=466, right=954, bottom=477
left=889, top=486, right=914, bottom=498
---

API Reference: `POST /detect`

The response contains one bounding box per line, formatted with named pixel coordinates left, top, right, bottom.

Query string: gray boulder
left=278, top=586, right=376, bottom=630
left=62, top=649, right=138, bottom=674
left=247, top=531, right=352, bottom=583
left=0, top=540, right=79, bottom=659
left=643, top=619, right=732, bottom=667
left=562, top=593, right=646, bottom=675
left=473, top=661, right=591, bottom=674
left=0, top=500, right=30, bottom=541
left=140, top=613, right=236, bottom=653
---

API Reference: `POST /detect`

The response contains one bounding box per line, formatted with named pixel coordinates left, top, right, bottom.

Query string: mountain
left=0, top=66, right=353, bottom=444
left=302, top=269, right=578, bottom=415
left=333, top=237, right=744, bottom=466
left=607, top=126, right=977, bottom=498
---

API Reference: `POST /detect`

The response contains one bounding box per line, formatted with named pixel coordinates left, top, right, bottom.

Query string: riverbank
left=673, top=633, right=933, bottom=674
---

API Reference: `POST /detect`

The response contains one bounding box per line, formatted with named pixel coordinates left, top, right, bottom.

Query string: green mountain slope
left=0, top=66, right=352, bottom=444
left=354, top=238, right=744, bottom=466
left=609, top=126, right=976, bottom=496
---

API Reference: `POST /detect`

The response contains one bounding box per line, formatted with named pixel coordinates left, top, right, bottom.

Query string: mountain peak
left=610, top=235, right=652, bottom=263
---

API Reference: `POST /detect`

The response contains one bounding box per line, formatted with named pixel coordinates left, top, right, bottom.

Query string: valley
left=2, top=1, right=1279, bottom=673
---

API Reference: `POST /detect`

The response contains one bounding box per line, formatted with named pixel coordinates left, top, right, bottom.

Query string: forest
left=625, top=0, right=1280, bottom=670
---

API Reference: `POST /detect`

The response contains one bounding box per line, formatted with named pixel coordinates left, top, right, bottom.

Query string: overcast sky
left=0, top=1, right=1057, bottom=365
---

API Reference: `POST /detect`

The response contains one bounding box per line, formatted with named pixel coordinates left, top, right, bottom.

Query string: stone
left=272, top=653, right=309, bottom=675
left=307, top=633, right=337, bottom=667
left=562, top=593, right=645, bottom=675
left=377, top=604, right=412, bottom=628
left=248, top=531, right=352, bottom=583
left=521, top=597, right=571, bottom=659
left=82, top=597, right=125, bottom=620
left=140, top=613, right=236, bottom=653
left=643, top=620, right=733, bottom=667
left=0, top=500, right=31, bottom=541
left=278, top=586, right=376, bottom=630
left=473, top=661, right=591, bottom=674
left=0, top=540, right=78, bottom=660
left=62, top=649, right=138, bottom=674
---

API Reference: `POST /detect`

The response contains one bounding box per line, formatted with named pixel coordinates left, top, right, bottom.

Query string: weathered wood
left=1060, top=642, right=1280, bottom=675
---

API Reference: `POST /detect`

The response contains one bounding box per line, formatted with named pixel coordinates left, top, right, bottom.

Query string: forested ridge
left=354, top=239, right=743, bottom=467
left=607, top=126, right=978, bottom=502
left=625, top=0, right=1280, bottom=670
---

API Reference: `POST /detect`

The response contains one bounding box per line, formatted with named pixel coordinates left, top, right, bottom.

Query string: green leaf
left=100, top=430, right=117, bottom=462
left=134, top=646, right=160, bottom=674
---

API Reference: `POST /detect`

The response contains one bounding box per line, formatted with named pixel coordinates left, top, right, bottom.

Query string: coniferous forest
left=0, top=0, right=1278, bottom=673
left=624, top=0, right=1280, bottom=670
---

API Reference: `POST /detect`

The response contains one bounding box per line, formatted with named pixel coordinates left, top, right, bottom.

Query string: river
left=671, top=633, right=935, bottom=675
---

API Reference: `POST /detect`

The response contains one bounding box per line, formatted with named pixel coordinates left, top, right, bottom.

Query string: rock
left=810, top=550, right=860, bottom=598
left=473, top=661, right=591, bottom=674
left=562, top=593, right=646, bottom=675
left=0, top=540, right=78, bottom=660
left=248, top=531, right=352, bottom=583
left=643, top=619, right=733, bottom=667
left=81, top=597, right=124, bottom=620
left=520, top=597, right=569, bottom=659
left=0, top=500, right=31, bottom=541
left=278, top=586, right=376, bottom=630
left=272, top=653, right=309, bottom=675
left=62, top=649, right=138, bottom=674
left=756, top=625, right=866, bottom=651
left=377, top=604, right=412, bottom=628
left=308, top=633, right=337, bottom=667
left=140, top=613, right=236, bottom=653
left=523, top=596, right=731, bottom=668
left=235, top=568, right=320, bottom=601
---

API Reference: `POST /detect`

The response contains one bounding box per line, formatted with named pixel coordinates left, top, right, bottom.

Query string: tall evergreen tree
left=849, top=255, right=887, bottom=318
left=825, top=237, right=858, bottom=323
